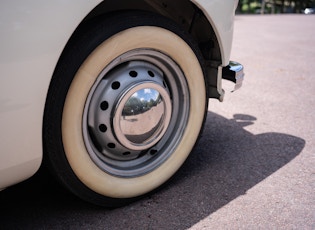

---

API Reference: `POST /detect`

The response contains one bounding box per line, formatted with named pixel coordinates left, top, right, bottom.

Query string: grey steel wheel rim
left=82, top=49, right=190, bottom=178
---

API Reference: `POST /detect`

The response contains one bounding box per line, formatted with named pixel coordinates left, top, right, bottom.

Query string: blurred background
left=237, top=0, right=315, bottom=14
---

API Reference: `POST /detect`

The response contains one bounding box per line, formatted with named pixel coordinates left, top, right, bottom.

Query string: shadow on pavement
left=0, top=112, right=305, bottom=229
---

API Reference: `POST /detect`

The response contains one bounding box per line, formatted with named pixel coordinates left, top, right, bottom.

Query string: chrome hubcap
left=83, top=49, right=189, bottom=177
left=113, top=81, right=172, bottom=151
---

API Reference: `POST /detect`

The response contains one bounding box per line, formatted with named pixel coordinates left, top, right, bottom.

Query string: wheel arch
left=47, top=0, right=224, bottom=105
left=83, top=0, right=223, bottom=64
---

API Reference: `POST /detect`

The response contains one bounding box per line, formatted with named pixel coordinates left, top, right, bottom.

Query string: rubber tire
left=43, top=11, right=207, bottom=207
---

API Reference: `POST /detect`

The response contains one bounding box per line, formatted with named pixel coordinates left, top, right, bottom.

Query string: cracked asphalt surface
left=1, top=15, right=314, bottom=229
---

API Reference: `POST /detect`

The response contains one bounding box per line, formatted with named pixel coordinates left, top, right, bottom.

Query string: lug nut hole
left=99, top=124, right=107, bottom=133
left=129, top=70, right=138, bottom=78
left=100, top=101, right=109, bottom=111
left=150, top=149, right=158, bottom=155
left=148, top=71, right=155, bottom=77
left=107, top=143, right=116, bottom=148
left=111, top=81, right=120, bottom=90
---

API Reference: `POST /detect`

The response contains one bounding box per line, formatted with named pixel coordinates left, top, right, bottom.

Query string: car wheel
left=44, top=12, right=207, bottom=207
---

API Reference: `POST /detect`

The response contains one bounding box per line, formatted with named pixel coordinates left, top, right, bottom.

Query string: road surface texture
left=1, top=15, right=314, bottom=229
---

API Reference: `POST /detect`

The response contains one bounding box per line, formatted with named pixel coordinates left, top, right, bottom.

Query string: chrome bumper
left=222, top=61, right=244, bottom=91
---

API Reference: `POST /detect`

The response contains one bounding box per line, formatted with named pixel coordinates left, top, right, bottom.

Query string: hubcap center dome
left=122, top=88, right=164, bottom=143
left=114, top=83, right=172, bottom=150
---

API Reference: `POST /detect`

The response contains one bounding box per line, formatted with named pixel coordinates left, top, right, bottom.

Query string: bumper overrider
left=222, top=61, right=244, bottom=92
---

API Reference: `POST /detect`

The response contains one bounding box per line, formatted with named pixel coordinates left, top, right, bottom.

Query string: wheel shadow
left=0, top=112, right=305, bottom=229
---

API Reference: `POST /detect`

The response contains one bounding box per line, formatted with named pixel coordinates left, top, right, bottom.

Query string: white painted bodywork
left=0, top=0, right=237, bottom=190
left=0, top=0, right=103, bottom=190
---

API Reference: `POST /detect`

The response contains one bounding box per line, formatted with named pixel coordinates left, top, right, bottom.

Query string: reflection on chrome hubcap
left=113, top=82, right=171, bottom=151
left=83, top=49, right=189, bottom=177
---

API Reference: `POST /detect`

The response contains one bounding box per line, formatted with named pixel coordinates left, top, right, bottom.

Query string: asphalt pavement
left=0, top=15, right=314, bottom=229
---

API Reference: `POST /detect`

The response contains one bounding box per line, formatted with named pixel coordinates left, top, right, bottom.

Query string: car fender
left=0, top=0, right=102, bottom=190
left=192, top=0, right=238, bottom=66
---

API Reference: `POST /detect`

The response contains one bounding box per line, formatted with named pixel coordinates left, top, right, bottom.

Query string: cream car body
left=0, top=0, right=242, bottom=205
